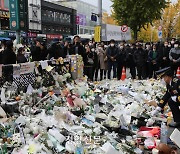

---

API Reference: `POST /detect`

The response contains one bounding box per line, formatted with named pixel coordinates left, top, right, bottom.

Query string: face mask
left=89, top=43, right=92, bottom=46
left=174, top=44, right=179, bottom=48
left=168, top=45, right=171, bottom=47
left=130, top=46, right=134, bottom=49
left=91, top=48, right=95, bottom=52
left=161, top=78, right=166, bottom=86
left=164, top=44, right=168, bottom=47
left=171, top=41, right=175, bottom=44
left=153, top=49, right=156, bottom=51
left=111, top=44, right=115, bottom=47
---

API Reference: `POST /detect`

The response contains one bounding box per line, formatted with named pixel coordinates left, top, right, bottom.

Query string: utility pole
left=97, top=0, right=102, bottom=26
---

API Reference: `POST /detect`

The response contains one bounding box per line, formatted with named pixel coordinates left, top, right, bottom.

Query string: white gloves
left=151, top=106, right=162, bottom=116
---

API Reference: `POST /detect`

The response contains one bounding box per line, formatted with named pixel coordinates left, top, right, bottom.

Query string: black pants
left=148, top=63, right=158, bottom=79
left=170, top=62, right=180, bottom=76
left=117, top=63, right=124, bottom=80
left=136, top=64, right=146, bottom=80
left=108, top=61, right=117, bottom=79
left=129, top=65, right=136, bottom=79
left=84, top=66, right=93, bottom=81
left=94, top=69, right=107, bottom=81
left=168, top=98, right=180, bottom=123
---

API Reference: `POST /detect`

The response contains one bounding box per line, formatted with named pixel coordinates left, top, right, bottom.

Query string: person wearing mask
left=126, top=43, right=136, bottom=79
left=96, top=44, right=107, bottom=81
left=31, top=38, right=48, bottom=61
left=152, top=67, right=180, bottom=127
left=106, top=39, right=118, bottom=79
left=90, top=47, right=98, bottom=81
left=84, top=45, right=94, bottom=81
left=145, top=42, right=152, bottom=78
left=170, top=38, right=176, bottom=48
left=17, top=47, right=27, bottom=63
left=169, top=41, right=180, bottom=75
left=159, top=41, right=170, bottom=69
left=147, top=44, right=159, bottom=79
left=2, top=40, right=16, bottom=65
left=134, top=43, right=146, bottom=80
left=70, top=35, right=86, bottom=62
left=117, top=42, right=127, bottom=80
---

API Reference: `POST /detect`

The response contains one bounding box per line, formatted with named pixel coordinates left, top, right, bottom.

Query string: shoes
left=151, top=107, right=162, bottom=116
left=168, top=121, right=180, bottom=128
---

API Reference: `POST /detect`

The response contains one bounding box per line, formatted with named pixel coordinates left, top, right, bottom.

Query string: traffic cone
left=176, top=67, right=180, bottom=78
left=121, top=67, right=126, bottom=81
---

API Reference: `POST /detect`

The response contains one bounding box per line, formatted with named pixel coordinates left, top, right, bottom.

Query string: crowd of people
left=0, top=36, right=179, bottom=81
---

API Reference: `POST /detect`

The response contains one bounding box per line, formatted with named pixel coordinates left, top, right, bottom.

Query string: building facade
left=54, top=0, right=100, bottom=35
left=41, top=0, right=77, bottom=39
left=0, top=0, right=10, bottom=30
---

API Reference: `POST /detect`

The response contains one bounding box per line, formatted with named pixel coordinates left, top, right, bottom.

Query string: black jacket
left=117, top=48, right=127, bottom=65
left=126, top=47, right=136, bottom=67
left=17, top=54, right=27, bottom=63
left=106, top=46, right=118, bottom=62
left=2, top=48, right=16, bottom=65
left=48, top=43, right=65, bottom=59
left=134, top=48, right=147, bottom=66
left=31, top=46, right=48, bottom=61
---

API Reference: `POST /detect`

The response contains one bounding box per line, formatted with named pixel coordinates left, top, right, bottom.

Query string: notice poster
left=13, top=64, right=21, bottom=78
left=20, top=62, right=35, bottom=75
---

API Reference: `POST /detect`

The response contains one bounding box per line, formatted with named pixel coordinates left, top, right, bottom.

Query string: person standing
left=96, top=44, right=107, bottom=80
left=134, top=44, right=146, bottom=80
left=0, top=40, right=6, bottom=64
left=126, top=43, right=136, bottom=79
left=2, top=40, right=16, bottom=65
left=117, top=43, right=127, bottom=80
left=17, top=47, right=27, bottom=63
left=147, top=44, right=159, bottom=79
left=159, top=41, right=170, bottom=69
left=169, top=41, right=180, bottom=75
left=106, top=39, right=118, bottom=79
left=31, top=38, right=48, bottom=61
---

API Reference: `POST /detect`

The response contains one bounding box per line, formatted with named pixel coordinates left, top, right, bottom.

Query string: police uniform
left=156, top=67, right=180, bottom=123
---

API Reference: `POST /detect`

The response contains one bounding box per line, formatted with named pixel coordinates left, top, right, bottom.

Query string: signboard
left=76, top=14, right=86, bottom=26
left=0, top=11, right=10, bottom=18
left=94, top=26, right=101, bottom=42
left=28, top=0, right=42, bottom=31
left=47, top=34, right=63, bottom=40
left=9, top=0, right=27, bottom=31
left=101, top=24, right=132, bottom=41
left=158, top=26, right=162, bottom=31
left=121, top=25, right=128, bottom=32
left=158, top=31, right=162, bottom=39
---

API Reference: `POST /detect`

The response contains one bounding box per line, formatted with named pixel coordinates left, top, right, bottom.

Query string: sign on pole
left=9, top=0, right=27, bottom=31
left=158, top=31, right=162, bottom=39
left=94, top=26, right=101, bottom=42
left=121, top=25, right=128, bottom=32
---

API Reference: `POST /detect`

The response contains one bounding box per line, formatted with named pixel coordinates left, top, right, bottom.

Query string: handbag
left=87, top=57, right=94, bottom=65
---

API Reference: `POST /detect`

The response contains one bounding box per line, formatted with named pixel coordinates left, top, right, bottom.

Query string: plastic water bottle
left=160, top=122, right=168, bottom=144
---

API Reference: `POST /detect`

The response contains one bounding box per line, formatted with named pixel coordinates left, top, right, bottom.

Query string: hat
left=36, top=37, right=43, bottom=43
left=155, top=67, right=173, bottom=79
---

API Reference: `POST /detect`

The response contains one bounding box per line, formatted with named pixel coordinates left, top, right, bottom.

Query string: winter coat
left=106, top=46, right=118, bottom=62
left=134, top=48, right=147, bottom=66
left=17, top=54, right=27, bottom=63
left=2, top=48, right=16, bottom=65
left=97, top=48, right=106, bottom=70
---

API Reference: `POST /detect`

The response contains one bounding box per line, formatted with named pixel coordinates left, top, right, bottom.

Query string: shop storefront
left=41, top=0, right=77, bottom=40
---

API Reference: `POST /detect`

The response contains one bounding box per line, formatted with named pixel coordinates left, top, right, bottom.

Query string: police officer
left=152, top=67, right=180, bottom=127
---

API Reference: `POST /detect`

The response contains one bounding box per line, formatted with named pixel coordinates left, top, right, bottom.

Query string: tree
left=111, top=0, right=168, bottom=40
left=102, top=12, right=118, bottom=25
